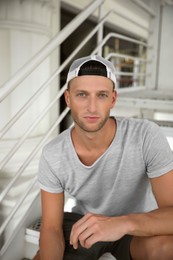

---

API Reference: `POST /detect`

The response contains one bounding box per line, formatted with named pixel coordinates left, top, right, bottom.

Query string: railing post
left=97, top=3, right=104, bottom=56
left=114, top=38, right=120, bottom=89
left=145, top=1, right=161, bottom=89
left=0, top=0, right=105, bottom=102
left=133, top=59, right=139, bottom=87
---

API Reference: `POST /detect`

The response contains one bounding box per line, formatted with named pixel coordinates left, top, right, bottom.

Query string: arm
left=40, top=190, right=65, bottom=260
left=127, top=168, right=173, bottom=236
left=70, top=169, right=173, bottom=249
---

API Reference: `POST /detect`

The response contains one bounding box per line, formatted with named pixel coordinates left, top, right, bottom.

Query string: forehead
left=69, top=75, right=114, bottom=90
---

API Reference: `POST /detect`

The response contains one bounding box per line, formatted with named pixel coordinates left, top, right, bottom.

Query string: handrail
left=115, top=72, right=147, bottom=76
left=0, top=84, right=67, bottom=170
left=106, top=52, right=148, bottom=63
left=0, top=107, right=69, bottom=204
left=0, top=10, right=109, bottom=140
left=92, top=32, right=149, bottom=56
left=0, top=0, right=152, bottom=252
left=0, top=9, right=150, bottom=202
left=0, top=180, right=40, bottom=257
left=0, top=107, right=69, bottom=235
left=0, top=10, right=149, bottom=170
left=112, top=10, right=152, bottom=33
left=0, top=47, right=148, bottom=173
left=0, top=0, right=104, bottom=102
left=0, top=12, right=111, bottom=173
left=0, top=0, right=151, bottom=103
left=0, top=176, right=38, bottom=236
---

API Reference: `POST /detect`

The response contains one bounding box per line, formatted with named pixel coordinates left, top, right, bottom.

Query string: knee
left=131, top=236, right=173, bottom=260
left=149, top=236, right=173, bottom=260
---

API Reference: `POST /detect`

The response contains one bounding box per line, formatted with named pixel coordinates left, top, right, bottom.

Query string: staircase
left=0, top=0, right=173, bottom=259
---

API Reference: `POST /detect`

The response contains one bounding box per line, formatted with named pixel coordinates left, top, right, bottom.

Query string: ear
left=111, top=90, right=117, bottom=108
left=64, top=90, right=71, bottom=108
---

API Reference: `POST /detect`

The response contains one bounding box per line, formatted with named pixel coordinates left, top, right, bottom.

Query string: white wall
left=0, top=0, right=60, bottom=138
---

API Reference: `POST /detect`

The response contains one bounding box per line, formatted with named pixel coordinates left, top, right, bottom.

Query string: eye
left=76, top=92, right=87, bottom=97
left=98, top=93, right=108, bottom=99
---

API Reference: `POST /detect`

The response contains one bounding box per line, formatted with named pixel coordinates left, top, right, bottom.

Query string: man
left=34, top=55, right=173, bottom=260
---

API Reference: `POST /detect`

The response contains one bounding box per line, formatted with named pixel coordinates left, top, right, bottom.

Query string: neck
left=72, top=117, right=116, bottom=150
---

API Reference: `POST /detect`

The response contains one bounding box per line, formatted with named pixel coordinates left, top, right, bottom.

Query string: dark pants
left=63, top=212, right=132, bottom=260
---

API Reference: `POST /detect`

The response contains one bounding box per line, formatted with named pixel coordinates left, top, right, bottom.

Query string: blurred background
left=0, top=0, right=173, bottom=259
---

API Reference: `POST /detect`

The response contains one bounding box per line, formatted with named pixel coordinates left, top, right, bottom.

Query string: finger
left=70, top=213, right=92, bottom=249
left=70, top=224, right=88, bottom=249
left=83, top=232, right=101, bottom=249
left=78, top=227, right=94, bottom=248
left=72, top=213, right=92, bottom=230
left=79, top=219, right=107, bottom=248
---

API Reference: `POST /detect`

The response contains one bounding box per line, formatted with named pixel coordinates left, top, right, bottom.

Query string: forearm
left=123, top=206, right=173, bottom=237
left=69, top=207, right=173, bottom=249
left=40, top=227, right=65, bottom=260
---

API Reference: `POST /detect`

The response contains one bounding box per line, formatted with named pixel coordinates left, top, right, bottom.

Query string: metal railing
left=0, top=0, right=105, bottom=102
left=0, top=9, right=150, bottom=196
left=0, top=0, right=153, bottom=254
left=0, top=30, right=149, bottom=187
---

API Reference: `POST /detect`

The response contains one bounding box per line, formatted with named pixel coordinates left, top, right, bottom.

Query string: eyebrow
left=74, top=89, right=110, bottom=94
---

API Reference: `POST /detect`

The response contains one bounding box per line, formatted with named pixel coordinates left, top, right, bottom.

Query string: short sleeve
left=38, top=147, right=64, bottom=193
left=143, top=121, right=173, bottom=178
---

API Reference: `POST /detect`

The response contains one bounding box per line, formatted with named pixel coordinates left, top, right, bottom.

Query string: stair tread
left=26, top=218, right=41, bottom=237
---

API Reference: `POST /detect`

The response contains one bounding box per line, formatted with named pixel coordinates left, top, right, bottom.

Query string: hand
left=70, top=213, right=127, bottom=249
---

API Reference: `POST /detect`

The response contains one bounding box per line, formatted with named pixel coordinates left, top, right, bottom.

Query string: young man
left=34, top=55, right=173, bottom=260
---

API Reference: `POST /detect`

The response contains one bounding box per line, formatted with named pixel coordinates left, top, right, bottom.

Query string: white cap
left=66, top=55, right=116, bottom=86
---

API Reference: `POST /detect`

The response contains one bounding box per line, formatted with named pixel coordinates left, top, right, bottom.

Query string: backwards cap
left=66, top=55, right=116, bottom=86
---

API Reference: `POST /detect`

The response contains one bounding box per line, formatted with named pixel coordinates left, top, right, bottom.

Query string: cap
left=66, top=55, right=116, bottom=86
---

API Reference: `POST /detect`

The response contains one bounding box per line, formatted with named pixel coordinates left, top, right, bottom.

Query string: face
left=64, top=75, right=117, bottom=133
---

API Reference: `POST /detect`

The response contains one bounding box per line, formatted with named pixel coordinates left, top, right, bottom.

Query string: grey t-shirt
left=38, top=117, right=173, bottom=216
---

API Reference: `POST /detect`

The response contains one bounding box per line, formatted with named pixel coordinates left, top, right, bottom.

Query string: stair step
left=25, top=218, right=41, bottom=245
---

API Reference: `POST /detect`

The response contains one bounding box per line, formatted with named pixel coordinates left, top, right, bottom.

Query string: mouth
left=84, top=116, right=100, bottom=122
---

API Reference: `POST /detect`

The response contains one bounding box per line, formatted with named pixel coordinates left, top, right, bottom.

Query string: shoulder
left=42, top=128, right=71, bottom=160
left=114, top=117, right=164, bottom=147
left=116, top=117, right=159, bottom=135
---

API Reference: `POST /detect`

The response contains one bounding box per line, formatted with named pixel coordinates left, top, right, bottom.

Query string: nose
left=87, top=96, right=97, bottom=113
